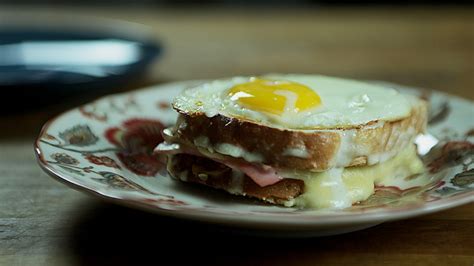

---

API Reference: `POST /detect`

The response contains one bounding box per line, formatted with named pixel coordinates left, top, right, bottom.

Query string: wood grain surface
left=0, top=6, right=473, bottom=266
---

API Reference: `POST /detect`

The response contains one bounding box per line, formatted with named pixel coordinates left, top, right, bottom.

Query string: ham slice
left=155, top=141, right=282, bottom=187
left=221, top=161, right=282, bottom=187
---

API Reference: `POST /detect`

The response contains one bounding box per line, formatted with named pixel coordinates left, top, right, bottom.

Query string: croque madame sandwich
left=155, top=74, right=427, bottom=209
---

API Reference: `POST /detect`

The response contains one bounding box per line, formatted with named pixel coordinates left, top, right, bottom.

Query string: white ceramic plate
left=35, top=80, right=474, bottom=237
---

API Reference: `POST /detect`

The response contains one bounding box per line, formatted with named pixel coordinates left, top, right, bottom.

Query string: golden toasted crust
left=168, top=154, right=304, bottom=204
left=172, top=98, right=427, bottom=171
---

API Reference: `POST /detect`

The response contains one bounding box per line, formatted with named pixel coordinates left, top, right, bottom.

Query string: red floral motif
left=42, top=133, right=58, bottom=141
left=84, top=154, right=121, bottom=169
left=353, top=185, right=426, bottom=209
left=356, top=186, right=404, bottom=207
left=157, top=101, right=170, bottom=110
left=465, top=128, right=474, bottom=137
left=427, top=141, right=474, bottom=173
left=105, top=118, right=166, bottom=176
left=79, top=106, right=107, bottom=122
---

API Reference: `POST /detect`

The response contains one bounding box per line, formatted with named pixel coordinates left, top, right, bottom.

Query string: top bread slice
left=170, top=95, right=427, bottom=171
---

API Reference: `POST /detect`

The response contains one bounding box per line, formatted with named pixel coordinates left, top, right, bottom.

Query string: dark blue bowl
left=0, top=20, right=162, bottom=112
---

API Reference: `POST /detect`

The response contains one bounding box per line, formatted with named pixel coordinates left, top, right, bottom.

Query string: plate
left=35, top=80, right=474, bottom=237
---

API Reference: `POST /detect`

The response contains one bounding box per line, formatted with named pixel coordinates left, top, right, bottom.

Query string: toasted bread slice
left=171, top=97, right=427, bottom=171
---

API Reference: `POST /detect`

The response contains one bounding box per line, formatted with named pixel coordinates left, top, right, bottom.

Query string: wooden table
left=0, top=6, right=473, bottom=265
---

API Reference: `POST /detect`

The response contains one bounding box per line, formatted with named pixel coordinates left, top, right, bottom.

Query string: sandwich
left=155, top=74, right=427, bottom=209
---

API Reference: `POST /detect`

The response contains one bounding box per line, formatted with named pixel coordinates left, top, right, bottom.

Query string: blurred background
left=0, top=1, right=472, bottom=127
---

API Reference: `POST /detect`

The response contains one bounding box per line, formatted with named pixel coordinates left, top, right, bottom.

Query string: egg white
left=173, top=74, right=414, bottom=129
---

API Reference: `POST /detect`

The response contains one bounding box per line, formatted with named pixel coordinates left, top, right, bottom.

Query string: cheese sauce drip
left=291, top=145, right=426, bottom=209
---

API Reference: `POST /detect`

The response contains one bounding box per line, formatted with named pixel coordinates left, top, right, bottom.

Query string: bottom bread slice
left=167, top=153, right=304, bottom=205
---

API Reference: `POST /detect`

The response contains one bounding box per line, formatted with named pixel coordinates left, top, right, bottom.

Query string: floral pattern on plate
left=35, top=80, right=474, bottom=233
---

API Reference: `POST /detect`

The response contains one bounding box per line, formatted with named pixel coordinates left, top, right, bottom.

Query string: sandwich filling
left=156, top=131, right=425, bottom=209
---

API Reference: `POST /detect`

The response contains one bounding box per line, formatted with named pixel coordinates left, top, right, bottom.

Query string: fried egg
left=173, top=74, right=414, bottom=129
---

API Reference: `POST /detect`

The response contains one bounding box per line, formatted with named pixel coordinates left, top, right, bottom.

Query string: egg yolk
left=228, top=78, right=321, bottom=115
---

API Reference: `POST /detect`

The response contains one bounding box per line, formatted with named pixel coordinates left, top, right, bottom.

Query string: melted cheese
left=282, top=147, right=310, bottom=158
left=192, top=137, right=264, bottom=163
left=214, top=143, right=263, bottom=163
left=292, top=145, right=425, bottom=209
